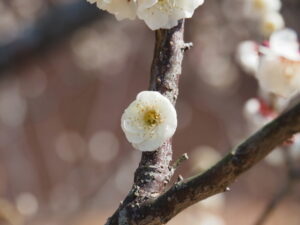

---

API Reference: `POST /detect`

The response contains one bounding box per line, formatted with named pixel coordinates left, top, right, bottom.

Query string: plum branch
left=106, top=17, right=300, bottom=225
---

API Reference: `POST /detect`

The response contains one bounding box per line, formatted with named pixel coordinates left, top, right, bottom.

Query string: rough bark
left=105, top=20, right=187, bottom=225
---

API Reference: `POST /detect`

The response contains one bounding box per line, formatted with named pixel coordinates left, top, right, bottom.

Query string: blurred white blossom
left=243, top=0, right=283, bottom=37
left=236, top=40, right=259, bottom=75
left=257, top=29, right=300, bottom=98
left=237, top=29, right=300, bottom=98
left=71, top=26, right=131, bottom=75
left=89, top=131, right=119, bottom=163
left=260, top=11, right=284, bottom=37
left=16, top=193, right=39, bottom=216
left=190, top=146, right=222, bottom=172
left=264, top=147, right=285, bottom=166
left=267, top=28, right=300, bottom=59
left=245, top=0, right=281, bottom=16
left=121, top=91, right=177, bottom=151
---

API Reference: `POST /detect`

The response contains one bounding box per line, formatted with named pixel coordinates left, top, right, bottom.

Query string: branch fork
left=106, top=18, right=300, bottom=225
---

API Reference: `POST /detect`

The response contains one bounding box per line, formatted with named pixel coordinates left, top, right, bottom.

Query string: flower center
left=156, top=0, right=176, bottom=13
left=253, top=0, right=265, bottom=10
left=280, top=57, right=300, bottom=80
left=263, top=21, right=277, bottom=34
left=144, top=109, right=161, bottom=126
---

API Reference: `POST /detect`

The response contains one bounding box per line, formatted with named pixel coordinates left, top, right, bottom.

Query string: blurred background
left=0, top=0, right=299, bottom=224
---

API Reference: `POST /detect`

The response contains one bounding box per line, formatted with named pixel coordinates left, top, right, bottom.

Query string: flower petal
left=269, top=29, right=300, bottom=60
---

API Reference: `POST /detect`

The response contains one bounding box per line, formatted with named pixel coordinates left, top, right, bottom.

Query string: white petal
left=124, top=131, right=145, bottom=144
left=121, top=118, right=142, bottom=133
left=289, top=63, right=300, bottom=89
left=260, top=11, right=285, bottom=37
left=96, top=0, right=137, bottom=20
left=137, top=7, right=170, bottom=30
left=176, top=0, right=204, bottom=16
left=265, top=0, right=281, bottom=11
left=136, top=90, right=162, bottom=103
left=251, top=0, right=281, bottom=12
left=257, top=55, right=299, bottom=97
left=236, top=41, right=259, bottom=75
left=269, top=28, right=300, bottom=60
left=243, top=98, right=260, bottom=118
left=158, top=108, right=177, bottom=136
left=133, top=136, right=165, bottom=152
left=138, top=0, right=157, bottom=10
left=137, top=0, right=205, bottom=30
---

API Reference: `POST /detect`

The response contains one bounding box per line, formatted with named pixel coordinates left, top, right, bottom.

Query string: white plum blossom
left=86, top=0, right=137, bottom=20
left=136, top=0, right=205, bottom=30
left=243, top=0, right=283, bottom=37
left=236, top=29, right=300, bottom=98
left=260, top=11, right=285, bottom=37
left=86, top=0, right=205, bottom=30
left=257, top=29, right=300, bottom=97
left=258, top=56, right=300, bottom=97
left=245, top=0, right=282, bottom=16
left=236, top=40, right=259, bottom=75
left=121, top=91, right=177, bottom=152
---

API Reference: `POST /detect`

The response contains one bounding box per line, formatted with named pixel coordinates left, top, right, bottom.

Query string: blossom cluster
left=239, top=29, right=300, bottom=163
left=237, top=1, right=300, bottom=166
left=86, top=0, right=205, bottom=30
left=244, top=0, right=284, bottom=36
left=237, top=29, right=300, bottom=98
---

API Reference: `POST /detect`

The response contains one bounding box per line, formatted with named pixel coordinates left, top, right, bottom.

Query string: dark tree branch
left=138, top=100, right=300, bottom=224
left=0, top=0, right=103, bottom=73
left=108, top=97, right=300, bottom=224
left=105, top=10, right=300, bottom=225
left=149, top=20, right=185, bottom=104
left=105, top=20, right=187, bottom=225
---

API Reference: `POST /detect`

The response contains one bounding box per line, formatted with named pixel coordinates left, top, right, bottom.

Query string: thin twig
left=171, top=153, right=189, bottom=171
